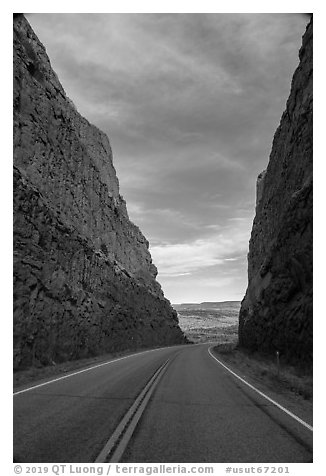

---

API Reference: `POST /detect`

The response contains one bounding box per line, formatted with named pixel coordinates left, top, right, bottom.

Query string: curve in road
left=13, top=343, right=312, bottom=463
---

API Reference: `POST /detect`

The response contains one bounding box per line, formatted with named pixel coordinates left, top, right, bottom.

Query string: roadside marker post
left=276, top=350, right=280, bottom=378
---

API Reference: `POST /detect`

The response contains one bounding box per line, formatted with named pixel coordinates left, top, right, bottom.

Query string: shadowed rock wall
left=238, top=19, right=312, bottom=366
left=13, top=15, right=185, bottom=369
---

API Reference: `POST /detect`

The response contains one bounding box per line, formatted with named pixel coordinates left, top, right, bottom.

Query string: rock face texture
left=13, top=15, right=185, bottom=370
left=239, top=19, right=312, bottom=367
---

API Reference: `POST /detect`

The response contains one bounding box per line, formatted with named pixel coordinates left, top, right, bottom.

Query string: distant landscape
left=173, top=301, right=241, bottom=344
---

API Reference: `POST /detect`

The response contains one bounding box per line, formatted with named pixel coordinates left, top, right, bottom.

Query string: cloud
left=150, top=221, right=250, bottom=277
left=150, top=240, right=224, bottom=276
left=27, top=13, right=309, bottom=303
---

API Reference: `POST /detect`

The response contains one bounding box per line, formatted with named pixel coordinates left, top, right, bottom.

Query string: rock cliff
left=238, top=19, right=312, bottom=367
left=13, top=15, right=185, bottom=370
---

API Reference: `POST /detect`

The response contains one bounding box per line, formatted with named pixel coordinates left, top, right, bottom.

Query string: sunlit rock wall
left=239, top=19, right=312, bottom=366
left=13, top=15, right=185, bottom=369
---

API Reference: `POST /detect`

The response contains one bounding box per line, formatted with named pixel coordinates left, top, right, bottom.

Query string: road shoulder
left=210, top=344, right=312, bottom=426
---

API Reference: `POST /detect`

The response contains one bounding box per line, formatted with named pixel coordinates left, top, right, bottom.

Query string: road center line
left=95, top=359, right=170, bottom=463
left=208, top=346, right=313, bottom=432
left=13, top=346, right=178, bottom=396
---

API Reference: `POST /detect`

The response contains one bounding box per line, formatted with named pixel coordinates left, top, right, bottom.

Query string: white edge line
left=13, top=345, right=181, bottom=396
left=208, top=346, right=313, bottom=432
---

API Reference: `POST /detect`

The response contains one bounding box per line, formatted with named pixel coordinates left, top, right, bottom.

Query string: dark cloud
left=28, top=13, right=308, bottom=302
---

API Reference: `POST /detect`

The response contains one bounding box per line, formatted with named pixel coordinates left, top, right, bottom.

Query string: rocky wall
left=13, top=15, right=185, bottom=370
left=238, top=19, right=313, bottom=367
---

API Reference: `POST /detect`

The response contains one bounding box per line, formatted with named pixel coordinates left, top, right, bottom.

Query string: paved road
left=14, top=344, right=312, bottom=462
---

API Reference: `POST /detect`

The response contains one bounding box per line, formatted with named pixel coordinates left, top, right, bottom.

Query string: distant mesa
left=173, top=301, right=241, bottom=311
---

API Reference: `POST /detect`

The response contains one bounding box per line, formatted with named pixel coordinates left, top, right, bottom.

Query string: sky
left=27, top=13, right=309, bottom=304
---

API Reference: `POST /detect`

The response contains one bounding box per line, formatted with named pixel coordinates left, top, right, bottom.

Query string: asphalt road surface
left=13, top=344, right=313, bottom=463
